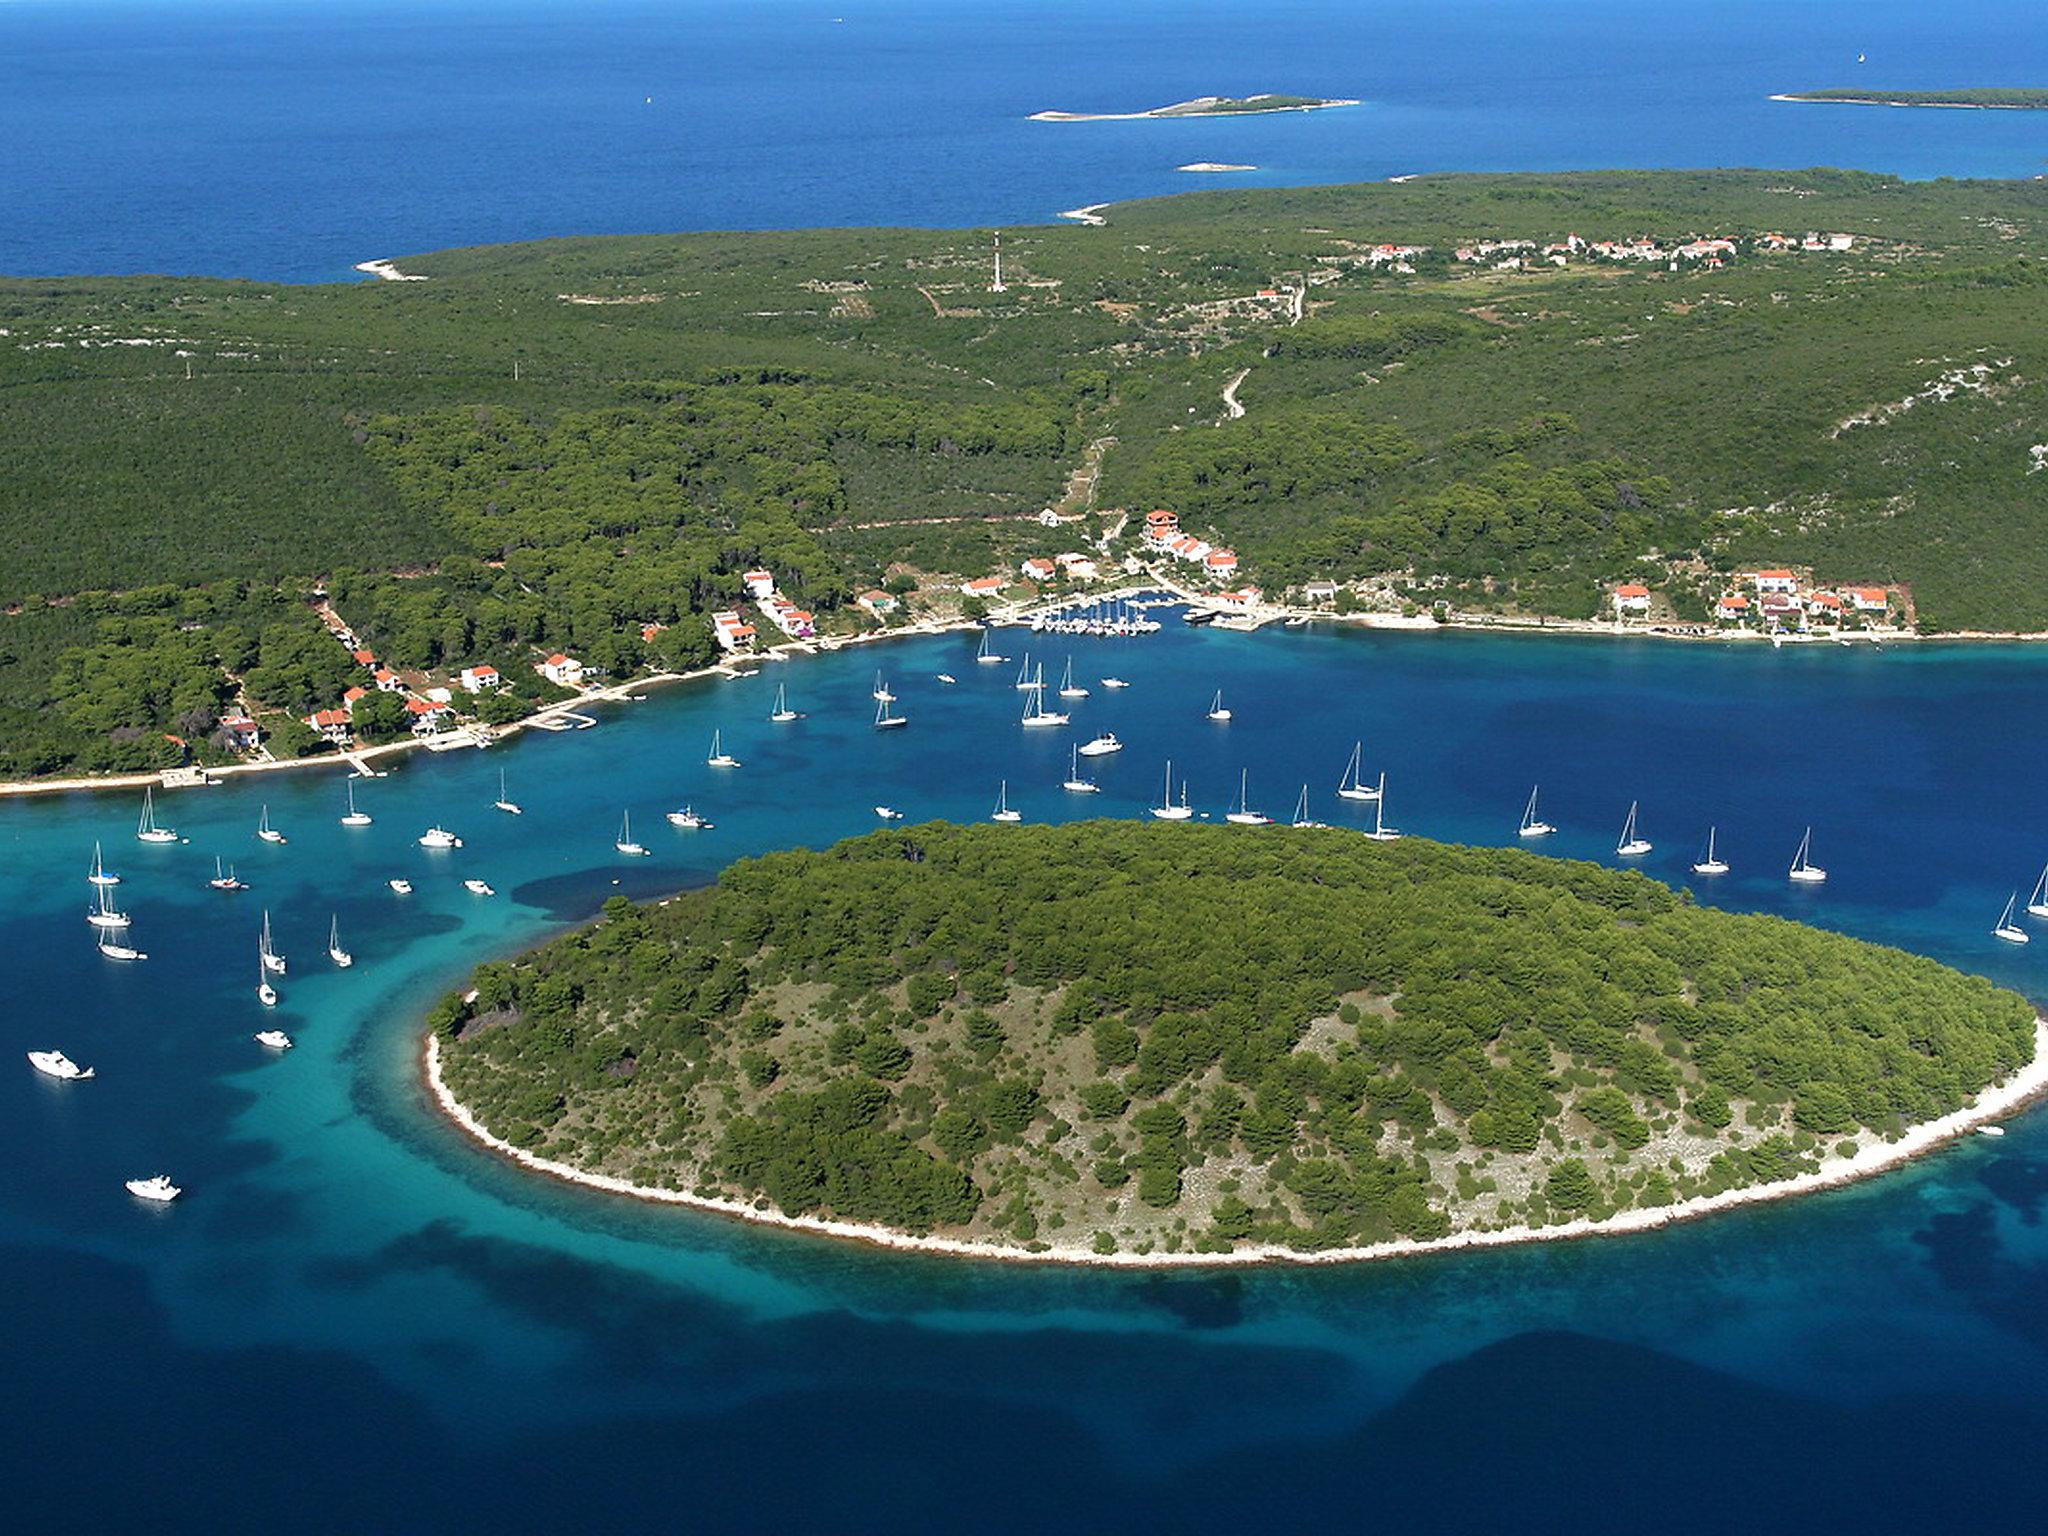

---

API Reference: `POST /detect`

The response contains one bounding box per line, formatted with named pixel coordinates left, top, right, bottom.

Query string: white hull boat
left=388, top=879, right=414, bottom=894
left=256, top=805, right=286, bottom=844
left=615, top=810, right=650, bottom=856
left=125, top=1175, right=181, bottom=1203
left=1336, top=742, right=1379, bottom=801
left=1078, top=734, right=1121, bottom=757
left=1616, top=801, right=1652, bottom=858
left=419, top=827, right=463, bottom=849
left=1361, top=774, right=1401, bottom=841
left=136, top=787, right=178, bottom=844
left=1691, top=827, right=1730, bottom=877
left=1517, top=785, right=1555, bottom=838
left=667, top=807, right=714, bottom=829
left=706, top=730, right=741, bottom=768
left=1788, top=827, right=1827, bottom=885
left=255, top=1030, right=294, bottom=1050
left=28, top=1050, right=92, bottom=1081
left=1206, top=689, right=1231, bottom=722
left=1995, top=892, right=2030, bottom=945
left=464, top=879, right=495, bottom=896
left=341, top=781, right=373, bottom=826
left=991, top=780, right=1022, bottom=823
left=88, top=842, right=121, bottom=886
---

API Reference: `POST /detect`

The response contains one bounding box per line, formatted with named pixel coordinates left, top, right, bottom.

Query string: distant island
left=1031, top=94, right=1358, bottom=122
left=429, top=823, right=2043, bottom=1265
left=1178, top=162, right=1258, bottom=173
left=1774, top=88, right=2048, bottom=110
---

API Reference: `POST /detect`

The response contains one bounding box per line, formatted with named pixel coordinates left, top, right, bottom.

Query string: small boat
left=975, top=629, right=1006, bottom=666
left=1290, top=785, right=1325, bottom=829
left=1517, top=785, right=1556, bottom=838
left=1336, top=741, right=1379, bottom=802
left=97, top=937, right=148, bottom=961
left=1057, top=657, right=1089, bottom=700
left=88, top=841, right=121, bottom=887
left=464, top=879, right=495, bottom=897
left=991, top=780, right=1022, bottom=823
left=1225, top=768, right=1273, bottom=825
left=1078, top=733, right=1122, bottom=757
left=418, top=826, right=463, bottom=849
left=1062, top=744, right=1100, bottom=794
left=209, top=857, right=247, bottom=892
left=388, top=878, right=414, bottom=895
left=260, top=911, right=287, bottom=975
left=27, top=1049, right=93, bottom=1081
left=1788, top=826, right=1827, bottom=885
left=1021, top=675, right=1069, bottom=727
left=615, top=810, right=650, bottom=856
left=1362, top=774, right=1402, bottom=841
left=1994, top=891, right=2030, bottom=945
left=87, top=882, right=132, bottom=930
left=666, top=805, right=714, bottom=830
left=1151, top=760, right=1194, bottom=821
left=2027, top=863, right=2048, bottom=921
left=493, top=769, right=522, bottom=816
left=936, top=673, right=957, bottom=685
left=1691, top=826, right=1730, bottom=877
left=1616, top=801, right=1652, bottom=858
left=770, top=683, right=802, bottom=722
left=257, top=950, right=278, bottom=1008
left=256, top=804, right=287, bottom=844
left=136, top=786, right=178, bottom=844
left=125, top=1175, right=181, bottom=1203
left=341, top=780, right=373, bottom=826
left=254, top=1030, right=294, bottom=1051
left=873, top=694, right=908, bottom=730
left=874, top=806, right=905, bottom=821
left=1101, top=677, right=1129, bottom=690
left=1978, top=1125, right=2007, bottom=1138
left=1014, top=654, right=1037, bottom=691
left=328, top=914, right=353, bottom=968
left=1206, top=689, right=1232, bottom=722
left=706, top=730, right=741, bottom=768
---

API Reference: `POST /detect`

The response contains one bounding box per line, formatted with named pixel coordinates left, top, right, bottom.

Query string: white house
left=1020, top=557, right=1056, bottom=582
left=1751, top=570, right=1799, bottom=595
left=539, top=653, right=585, bottom=686
left=1612, top=583, right=1652, bottom=614
left=742, top=569, right=776, bottom=600
left=1847, top=586, right=1890, bottom=613
left=459, top=665, right=502, bottom=694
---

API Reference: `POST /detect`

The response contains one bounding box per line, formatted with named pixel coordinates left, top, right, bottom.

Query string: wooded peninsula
left=1776, top=88, right=2048, bottom=109
left=430, top=823, right=2039, bottom=1261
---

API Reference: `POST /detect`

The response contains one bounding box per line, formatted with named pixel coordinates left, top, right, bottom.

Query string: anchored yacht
left=28, top=1050, right=93, bottom=1081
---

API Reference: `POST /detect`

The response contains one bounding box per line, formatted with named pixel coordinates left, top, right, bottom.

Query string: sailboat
left=256, top=804, right=287, bottom=844
left=615, top=810, right=650, bottom=856
left=1517, top=785, right=1556, bottom=838
left=1994, top=892, right=2031, bottom=945
left=328, top=914, right=354, bottom=967
left=1362, top=774, right=1401, bottom=841
left=1014, top=653, right=1036, bottom=690
left=86, top=881, right=131, bottom=929
left=770, top=683, right=802, bottom=722
left=871, top=672, right=895, bottom=704
left=873, top=692, right=907, bottom=729
left=975, top=628, right=1006, bottom=665
left=492, top=769, right=522, bottom=815
left=1691, top=827, right=1730, bottom=877
left=1291, top=785, right=1325, bottom=829
left=991, top=780, right=1022, bottom=823
left=1062, top=744, right=1100, bottom=793
left=1151, top=760, right=1194, bottom=821
left=1206, top=689, right=1232, bottom=722
left=136, top=786, right=178, bottom=844
left=706, top=730, right=741, bottom=768
left=1057, top=657, right=1089, bottom=700
left=1616, top=801, right=1652, bottom=857
left=88, top=842, right=121, bottom=886
left=2026, top=864, right=2048, bottom=921
left=1021, top=674, right=1069, bottom=727
left=260, top=911, right=287, bottom=975
left=1336, top=742, right=1380, bottom=801
left=1225, top=769, right=1273, bottom=825
left=97, top=930, right=147, bottom=961
left=1788, top=826, right=1827, bottom=884
left=257, top=949, right=278, bottom=1008
left=341, top=780, right=373, bottom=826
left=209, top=857, right=247, bottom=891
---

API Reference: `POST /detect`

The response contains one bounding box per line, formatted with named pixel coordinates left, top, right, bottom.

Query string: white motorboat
left=328, top=914, right=353, bottom=968
left=418, top=826, right=463, bottom=849
left=1615, top=801, right=1652, bottom=858
left=1057, top=657, right=1089, bottom=700
left=770, top=683, right=803, bottom=722
left=209, top=856, right=247, bottom=891
left=1062, top=744, right=1100, bottom=794
left=1978, top=1124, right=2007, bottom=1138
left=388, top=878, right=414, bottom=894
left=1691, top=826, right=1730, bottom=877
left=1078, top=733, right=1121, bottom=757
left=254, top=1030, right=294, bottom=1051
left=256, top=804, right=287, bottom=844
left=873, top=695, right=907, bottom=730
left=341, top=780, right=373, bottom=826
left=97, top=937, right=148, bottom=961
left=1994, top=891, right=2030, bottom=945
left=1101, top=677, right=1129, bottom=690
left=1151, top=760, right=1194, bottom=821
left=28, top=1049, right=93, bottom=1081
left=492, top=769, right=522, bottom=816
left=125, top=1175, right=181, bottom=1203
left=1361, top=774, right=1402, bottom=841
left=1206, top=689, right=1232, bottom=722
left=1225, top=769, right=1273, bottom=825
left=2027, top=863, right=2048, bottom=921
left=991, top=780, right=1022, bottom=823
left=1517, top=785, right=1556, bottom=838
left=464, top=879, right=496, bottom=896
left=260, top=911, right=287, bottom=975
left=1788, top=826, right=1827, bottom=884
left=874, top=806, right=904, bottom=820
left=666, top=805, right=714, bottom=830
left=1336, top=741, right=1379, bottom=802
left=258, top=951, right=279, bottom=1007
left=975, top=629, right=1006, bottom=666
left=615, top=809, right=650, bottom=856
left=706, top=730, right=741, bottom=768
left=88, top=841, right=121, bottom=887
left=136, top=786, right=178, bottom=844
left=936, top=673, right=957, bottom=685
left=87, top=882, right=132, bottom=930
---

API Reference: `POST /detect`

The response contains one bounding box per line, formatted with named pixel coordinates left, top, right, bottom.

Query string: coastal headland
left=1031, top=94, right=1358, bottom=122
left=1772, top=88, right=2048, bottom=110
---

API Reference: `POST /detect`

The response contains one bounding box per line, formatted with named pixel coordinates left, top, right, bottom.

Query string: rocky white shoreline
left=425, top=1019, right=2048, bottom=1269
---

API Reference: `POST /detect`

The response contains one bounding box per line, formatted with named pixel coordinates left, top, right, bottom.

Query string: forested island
left=1030, top=95, right=1357, bottom=122
left=1776, top=88, right=2048, bottom=109
left=429, top=823, right=2041, bottom=1262
left=8, top=169, right=2048, bottom=783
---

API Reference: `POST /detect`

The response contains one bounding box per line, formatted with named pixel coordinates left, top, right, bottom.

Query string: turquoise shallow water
left=7, top=620, right=2048, bottom=1530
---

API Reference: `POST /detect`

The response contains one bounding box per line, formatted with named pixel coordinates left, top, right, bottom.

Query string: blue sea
left=7, top=622, right=2048, bottom=1531
left=2, top=0, right=2048, bottom=281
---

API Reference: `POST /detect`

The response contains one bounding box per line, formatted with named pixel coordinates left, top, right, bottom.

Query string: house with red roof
left=1611, top=583, right=1652, bottom=614
left=459, top=664, right=502, bottom=694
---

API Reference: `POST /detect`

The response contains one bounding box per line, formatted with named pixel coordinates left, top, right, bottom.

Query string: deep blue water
left=3, top=0, right=2048, bottom=281
left=7, top=622, right=2048, bottom=1531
